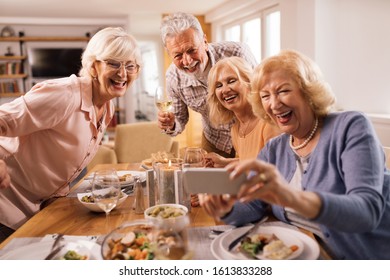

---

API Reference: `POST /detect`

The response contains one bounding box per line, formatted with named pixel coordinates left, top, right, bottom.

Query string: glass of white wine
left=155, top=86, right=173, bottom=134
left=91, top=169, right=121, bottom=233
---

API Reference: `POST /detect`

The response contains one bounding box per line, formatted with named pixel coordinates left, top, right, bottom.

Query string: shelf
left=0, top=74, right=28, bottom=79
left=0, top=55, right=27, bottom=60
left=0, top=93, right=23, bottom=97
left=0, top=36, right=89, bottom=42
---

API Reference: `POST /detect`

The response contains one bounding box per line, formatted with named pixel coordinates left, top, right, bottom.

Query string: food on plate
left=263, top=239, right=298, bottom=260
left=142, top=151, right=175, bottom=168
left=119, top=173, right=133, bottom=182
left=146, top=205, right=185, bottom=219
left=81, top=192, right=124, bottom=204
left=61, top=250, right=88, bottom=260
left=152, top=151, right=174, bottom=163
left=239, top=233, right=299, bottom=260
left=104, top=225, right=154, bottom=260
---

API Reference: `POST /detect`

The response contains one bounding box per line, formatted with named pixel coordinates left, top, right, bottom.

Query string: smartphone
left=182, top=168, right=247, bottom=194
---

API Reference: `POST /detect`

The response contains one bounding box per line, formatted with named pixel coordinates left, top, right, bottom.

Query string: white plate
left=0, top=240, right=102, bottom=260
left=85, top=170, right=146, bottom=187
left=211, top=225, right=320, bottom=260
left=77, top=191, right=128, bottom=212
left=117, top=170, right=146, bottom=186
left=140, top=160, right=153, bottom=170
left=220, top=226, right=303, bottom=260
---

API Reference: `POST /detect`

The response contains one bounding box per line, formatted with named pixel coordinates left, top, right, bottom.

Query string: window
left=222, top=7, right=280, bottom=62
left=140, top=44, right=159, bottom=96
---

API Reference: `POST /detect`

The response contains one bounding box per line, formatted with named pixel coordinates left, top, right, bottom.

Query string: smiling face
left=259, top=69, right=314, bottom=138
left=214, top=66, right=251, bottom=113
left=92, top=59, right=139, bottom=101
left=165, top=28, right=209, bottom=78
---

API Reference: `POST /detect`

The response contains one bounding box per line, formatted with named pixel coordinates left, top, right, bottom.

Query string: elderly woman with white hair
left=0, top=27, right=142, bottom=242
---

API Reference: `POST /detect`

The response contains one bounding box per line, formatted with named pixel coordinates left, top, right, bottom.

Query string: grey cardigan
left=223, top=111, right=390, bottom=259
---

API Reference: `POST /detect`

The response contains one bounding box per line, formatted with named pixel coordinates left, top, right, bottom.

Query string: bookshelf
left=0, top=36, right=89, bottom=97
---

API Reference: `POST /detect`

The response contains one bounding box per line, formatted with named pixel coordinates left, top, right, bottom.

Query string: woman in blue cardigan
left=200, top=49, right=390, bottom=259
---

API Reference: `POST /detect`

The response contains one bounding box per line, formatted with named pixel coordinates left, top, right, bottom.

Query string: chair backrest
left=383, top=146, right=390, bottom=169
left=87, top=145, right=118, bottom=171
left=114, top=121, right=179, bottom=163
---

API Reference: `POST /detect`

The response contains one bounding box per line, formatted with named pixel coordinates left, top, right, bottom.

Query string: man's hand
left=157, top=111, right=175, bottom=131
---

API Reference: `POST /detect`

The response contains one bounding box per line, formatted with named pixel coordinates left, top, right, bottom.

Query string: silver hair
left=160, top=12, right=204, bottom=47
left=79, top=27, right=142, bottom=79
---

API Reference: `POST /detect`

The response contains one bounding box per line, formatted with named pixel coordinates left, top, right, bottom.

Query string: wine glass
left=153, top=224, right=192, bottom=260
left=183, top=147, right=206, bottom=207
left=91, top=169, right=121, bottom=233
left=183, top=147, right=205, bottom=168
left=155, top=86, right=173, bottom=134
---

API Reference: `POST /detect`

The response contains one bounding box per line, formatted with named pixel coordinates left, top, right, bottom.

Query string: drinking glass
left=155, top=86, right=173, bottom=134
left=153, top=223, right=192, bottom=260
left=91, top=169, right=121, bottom=233
left=183, top=147, right=206, bottom=208
left=183, top=147, right=205, bottom=168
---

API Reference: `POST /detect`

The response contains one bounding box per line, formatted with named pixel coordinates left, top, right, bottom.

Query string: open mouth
left=111, top=79, right=127, bottom=88
left=224, top=95, right=237, bottom=103
left=276, top=111, right=292, bottom=124
left=184, top=62, right=199, bottom=72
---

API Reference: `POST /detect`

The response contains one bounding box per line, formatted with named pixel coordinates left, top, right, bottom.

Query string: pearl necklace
left=289, top=117, right=319, bottom=150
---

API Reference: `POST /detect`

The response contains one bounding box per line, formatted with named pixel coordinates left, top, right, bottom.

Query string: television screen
left=28, top=48, right=84, bottom=78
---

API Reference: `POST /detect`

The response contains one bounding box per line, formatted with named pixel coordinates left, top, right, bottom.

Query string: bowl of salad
left=144, top=204, right=189, bottom=232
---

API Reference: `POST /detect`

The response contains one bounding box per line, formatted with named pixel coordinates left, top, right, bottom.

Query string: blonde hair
left=207, top=56, right=253, bottom=126
left=250, top=49, right=336, bottom=123
left=79, top=27, right=142, bottom=79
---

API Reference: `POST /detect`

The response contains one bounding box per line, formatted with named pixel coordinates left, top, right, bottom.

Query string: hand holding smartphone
left=182, top=168, right=247, bottom=194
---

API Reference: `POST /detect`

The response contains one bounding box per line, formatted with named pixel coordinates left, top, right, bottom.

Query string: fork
left=228, top=216, right=268, bottom=251
left=44, top=233, right=64, bottom=260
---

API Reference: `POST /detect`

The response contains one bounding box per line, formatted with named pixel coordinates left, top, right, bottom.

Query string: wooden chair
left=114, top=121, right=179, bottom=163
left=87, top=145, right=118, bottom=171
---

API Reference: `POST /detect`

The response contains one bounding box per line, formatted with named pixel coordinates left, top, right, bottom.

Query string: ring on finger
left=258, top=173, right=267, bottom=183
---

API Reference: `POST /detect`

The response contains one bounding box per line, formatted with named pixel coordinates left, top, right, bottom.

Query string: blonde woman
left=205, top=56, right=280, bottom=167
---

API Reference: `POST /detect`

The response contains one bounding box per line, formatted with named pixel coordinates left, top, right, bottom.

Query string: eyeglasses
left=100, top=60, right=140, bottom=74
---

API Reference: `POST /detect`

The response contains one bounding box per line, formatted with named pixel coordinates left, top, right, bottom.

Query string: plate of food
left=0, top=240, right=102, bottom=260
left=212, top=225, right=318, bottom=260
left=85, top=170, right=146, bottom=187
left=116, top=170, right=146, bottom=186
left=141, top=151, right=176, bottom=170
left=77, top=191, right=128, bottom=212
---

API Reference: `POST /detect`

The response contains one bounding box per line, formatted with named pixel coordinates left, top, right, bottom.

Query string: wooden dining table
left=0, top=163, right=331, bottom=259
left=0, top=163, right=216, bottom=250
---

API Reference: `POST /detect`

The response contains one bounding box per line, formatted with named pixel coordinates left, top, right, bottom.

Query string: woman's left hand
left=191, top=194, right=200, bottom=207
left=198, top=193, right=236, bottom=221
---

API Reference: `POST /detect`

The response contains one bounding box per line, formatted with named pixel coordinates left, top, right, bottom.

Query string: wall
left=314, top=0, right=390, bottom=115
